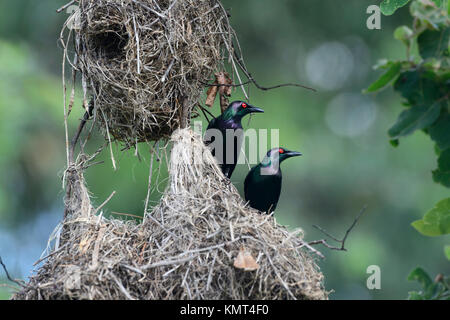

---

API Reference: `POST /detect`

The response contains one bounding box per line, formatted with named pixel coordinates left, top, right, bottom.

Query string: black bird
left=204, top=101, right=264, bottom=179
left=244, top=147, right=302, bottom=214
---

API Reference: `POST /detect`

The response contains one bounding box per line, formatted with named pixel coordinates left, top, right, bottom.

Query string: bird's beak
left=247, top=105, right=264, bottom=114
left=285, top=150, right=302, bottom=157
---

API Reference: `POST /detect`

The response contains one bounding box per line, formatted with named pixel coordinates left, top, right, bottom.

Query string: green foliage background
left=368, top=0, right=449, bottom=299
left=0, top=0, right=448, bottom=299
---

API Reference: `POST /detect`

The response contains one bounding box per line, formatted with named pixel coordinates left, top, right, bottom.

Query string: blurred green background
left=0, top=0, right=448, bottom=300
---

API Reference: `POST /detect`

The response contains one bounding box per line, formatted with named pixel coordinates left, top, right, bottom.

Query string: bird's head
left=223, top=101, right=264, bottom=121
left=261, top=147, right=302, bottom=166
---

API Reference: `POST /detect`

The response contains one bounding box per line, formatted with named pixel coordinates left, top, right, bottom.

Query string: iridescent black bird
left=244, top=147, right=302, bottom=214
left=204, top=101, right=264, bottom=179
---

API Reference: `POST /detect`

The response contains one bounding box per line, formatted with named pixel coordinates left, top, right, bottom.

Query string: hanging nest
left=66, top=0, right=232, bottom=143
left=12, top=129, right=327, bottom=300
left=11, top=0, right=328, bottom=301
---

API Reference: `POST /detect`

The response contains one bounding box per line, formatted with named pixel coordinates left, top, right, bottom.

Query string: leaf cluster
left=407, top=267, right=450, bottom=300
left=369, top=1, right=450, bottom=188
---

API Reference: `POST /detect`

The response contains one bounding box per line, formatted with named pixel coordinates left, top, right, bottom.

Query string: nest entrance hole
left=88, top=24, right=129, bottom=60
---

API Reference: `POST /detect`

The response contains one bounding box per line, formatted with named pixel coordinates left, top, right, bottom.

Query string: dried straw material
left=65, top=0, right=234, bottom=143
left=13, top=129, right=327, bottom=300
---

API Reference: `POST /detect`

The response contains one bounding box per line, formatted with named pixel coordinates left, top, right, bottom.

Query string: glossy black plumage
left=204, top=101, right=263, bottom=179
left=244, top=148, right=302, bottom=214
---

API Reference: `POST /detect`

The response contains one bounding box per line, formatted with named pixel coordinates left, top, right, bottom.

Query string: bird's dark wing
left=244, top=166, right=254, bottom=202
left=244, top=166, right=282, bottom=214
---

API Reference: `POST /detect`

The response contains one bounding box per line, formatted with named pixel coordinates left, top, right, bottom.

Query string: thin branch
left=144, top=149, right=155, bottom=215
left=92, top=191, right=116, bottom=215
left=196, top=103, right=216, bottom=122
left=111, top=212, right=144, bottom=220
left=56, top=0, right=76, bottom=13
left=0, top=256, right=27, bottom=288
left=201, top=78, right=317, bottom=93
left=200, top=79, right=252, bottom=88
left=33, top=244, right=68, bottom=266
left=299, top=242, right=325, bottom=259
left=111, top=274, right=136, bottom=300
left=308, top=205, right=367, bottom=255
left=231, top=49, right=317, bottom=92
left=161, top=59, right=175, bottom=83
left=69, top=111, right=90, bottom=164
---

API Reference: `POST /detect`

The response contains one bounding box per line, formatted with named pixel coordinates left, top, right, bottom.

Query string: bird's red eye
left=279, top=148, right=284, bottom=154
left=242, top=103, right=247, bottom=108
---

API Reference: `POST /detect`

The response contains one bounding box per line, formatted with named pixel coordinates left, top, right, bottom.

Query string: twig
left=69, top=111, right=90, bottom=164
left=111, top=273, right=136, bottom=300
left=144, top=150, right=155, bottom=214
left=132, top=0, right=167, bottom=19
left=111, top=212, right=144, bottom=220
left=90, top=226, right=106, bottom=270
left=299, top=242, right=325, bottom=259
left=201, top=77, right=316, bottom=93
left=265, top=249, right=296, bottom=299
left=308, top=206, right=367, bottom=255
left=196, top=104, right=216, bottom=122
left=232, top=49, right=317, bottom=92
left=161, top=59, right=175, bottom=83
left=121, top=264, right=145, bottom=276
left=100, top=108, right=117, bottom=170
left=33, top=243, right=68, bottom=266
left=142, top=256, right=195, bottom=270
left=64, top=111, right=90, bottom=219
left=62, top=28, right=70, bottom=167
left=200, top=79, right=252, bottom=88
left=0, top=256, right=26, bottom=288
left=145, top=214, right=181, bottom=240
left=56, top=0, right=76, bottom=13
left=92, top=191, right=116, bottom=215
left=133, top=16, right=141, bottom=74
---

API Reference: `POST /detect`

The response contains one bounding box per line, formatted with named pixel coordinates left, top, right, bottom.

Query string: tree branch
left=231, top=48, right=317, bottom=92
left=200, top=78, right=317, bottom=93
left=0, top=256, right=27, bottom=288
left=196, top=103, right=216, bottom=123
left=308, top=205, right=367, bottom=255
left=69, top=110, right=90, bottom=165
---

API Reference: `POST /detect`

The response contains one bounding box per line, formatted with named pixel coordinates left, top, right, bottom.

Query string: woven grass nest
left=13, top=129, right=327, bottom=300
left=12, top=0, right=328, bottom=300
left=68, top=0, right=231, bottom=143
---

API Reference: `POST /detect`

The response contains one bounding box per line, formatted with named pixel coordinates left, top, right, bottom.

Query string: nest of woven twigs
left=65, top=0, right=233, bottom=143
left=12, top=129, right=327, bottom=300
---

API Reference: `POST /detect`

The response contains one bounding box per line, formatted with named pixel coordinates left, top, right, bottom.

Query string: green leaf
left=408, top=267, right=433, bottom=288
left=388, top=102, right=442, bottom=139
left=393, top=70, right=443, bottom=105
left=445, top=245, right=450, bottom=260
left=410, top=1, right=447, bottom=29
left=380, top=0, right=411, bottom=15
left=418, top=27, right=450, bottom=59
left=365, top=62, right=402, bottom=93
left=373, top=59, right=394, bottom=70
left=424, top=282, right=444, bottom=299
left=432, top=148, right=450, bottom=187
left=412, top=197, right=450, bottom=236
left=430, top=113, right=450, bottom=150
